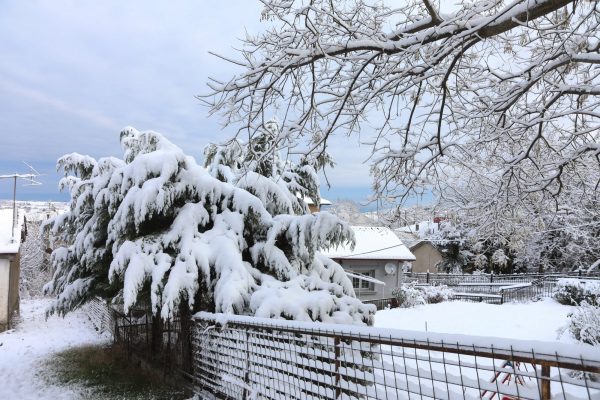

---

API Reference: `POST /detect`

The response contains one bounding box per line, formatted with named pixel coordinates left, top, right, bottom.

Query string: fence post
left=335, top=336, right=341, bottom=399
left=490, top=272, right=494, bottom=283
left=426, top=272, right=430, bottom=284
left=540, top=363, right=551, bottom=400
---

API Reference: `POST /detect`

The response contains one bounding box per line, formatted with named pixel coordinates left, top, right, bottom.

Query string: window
left=351, top=270, right=375, bottom=291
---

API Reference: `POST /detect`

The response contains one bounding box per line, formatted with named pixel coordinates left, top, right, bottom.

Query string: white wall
left=0, top=258, right=10, bottom=329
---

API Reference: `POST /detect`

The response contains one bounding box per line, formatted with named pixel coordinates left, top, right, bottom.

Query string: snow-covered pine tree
left=203, top=118, right=332, bottom=215
left=44, top=127, right=373, bottom=326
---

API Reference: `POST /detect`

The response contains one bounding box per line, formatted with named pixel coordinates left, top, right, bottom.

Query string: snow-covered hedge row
left=43, top=127, right=374, bottom=325
left=554, top=278, right=600, bottom=306
left=392, top=283, right=453, bottom=308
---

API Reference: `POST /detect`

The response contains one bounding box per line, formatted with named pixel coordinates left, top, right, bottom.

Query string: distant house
left=322, top=226, right=415, bottom=300
left=302, top=195, right=332, bottom=213
left=395, top=220, right=443, bottom=273
left=0, top=208, right=25, bottom=332
left=394, top=231, right=443, bottom=273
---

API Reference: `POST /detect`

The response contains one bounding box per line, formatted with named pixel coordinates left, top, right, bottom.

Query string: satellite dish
left=384, top=263, right=397, bottom=275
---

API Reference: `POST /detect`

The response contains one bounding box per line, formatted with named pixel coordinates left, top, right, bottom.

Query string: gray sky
left=0, top=0, right=375, bottom=204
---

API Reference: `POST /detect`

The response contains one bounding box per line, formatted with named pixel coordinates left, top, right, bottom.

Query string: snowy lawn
left=0, top=298, right=110, bottom=399
left=372, top=299, right=596, bottom=399
left=374, top=298, right=575, bottom=342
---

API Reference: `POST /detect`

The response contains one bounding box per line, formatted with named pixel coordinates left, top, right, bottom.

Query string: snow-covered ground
left=374, top=298, right=574, bottom=343
left=0, top=298, right=109, bottom=400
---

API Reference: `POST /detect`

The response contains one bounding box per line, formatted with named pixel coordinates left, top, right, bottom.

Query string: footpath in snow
left=0, top=298, right=109, bottom=400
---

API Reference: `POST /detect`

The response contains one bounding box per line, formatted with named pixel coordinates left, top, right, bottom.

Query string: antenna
left=0, top=162, right=43, bottom=242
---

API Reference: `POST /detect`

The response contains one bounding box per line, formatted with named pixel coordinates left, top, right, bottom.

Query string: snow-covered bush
left=554, top=279, right=600, bottom=306
left=392, top=283, right=426, bottom=308
left=491, top=249, right=509, bottom=270
left=43, top=127, right=374, bottom=326
left=392, top=283, right=453, bottom=307
left=568, top=302, right=600, bottom=346
left=419, top=284, right=453, bottom=304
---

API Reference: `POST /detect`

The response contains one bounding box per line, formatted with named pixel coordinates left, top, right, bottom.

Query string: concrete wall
left=0, top=254, right=20, bottom=332
left=410, top=243, right=443, bottom=274
left=336, top=259, right=402, bottom=301
left=0, top=258, right=10, bottom=331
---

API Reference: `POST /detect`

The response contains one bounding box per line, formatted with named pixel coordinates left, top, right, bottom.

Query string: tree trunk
left=151, top=312, right=163, bottom=354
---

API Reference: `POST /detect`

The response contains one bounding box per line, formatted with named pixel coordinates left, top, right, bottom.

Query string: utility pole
left=0, top=164, right=42, bottom=242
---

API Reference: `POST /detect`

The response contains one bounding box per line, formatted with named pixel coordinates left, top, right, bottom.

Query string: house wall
left=9, top=253, right=20, bottom=324
left=337, top=259, right=402, bottom=301
left=410, top=243, right=442, bottom=273
left=0, top=258, right=10, bottom=331
left=0, top=254, right=19, bottom=332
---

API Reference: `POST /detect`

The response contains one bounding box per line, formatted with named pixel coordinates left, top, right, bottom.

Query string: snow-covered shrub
left=392, top=283, right=426, bottom=308
left=554, top=279, right=600, bottom=306
left=43, top=127, right=374, bottom=326
left=392, top=283, right=453, bottom=307
left=419, top=284, right=453, bottom=304
left=568, top=302, right=600, bottom=346
left=473, top=254, right=488, bottom=271
left=491, top=249, right=509, bottom=269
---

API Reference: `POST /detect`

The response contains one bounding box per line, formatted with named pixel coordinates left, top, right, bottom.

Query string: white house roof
left=0, top=208, right=23, bottom=254
left=302, top=195, right=332, bottom=206
left=396, top=220, right=439, bottom=237
left=323, top=226, right=415, bottom=261
left=393, top=231, right=422, bottom=249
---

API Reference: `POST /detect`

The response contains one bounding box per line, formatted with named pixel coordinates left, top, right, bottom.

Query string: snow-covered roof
left=0, top=208, right=23, bottom=254
left=393, top=231, right=423, bottom=249
left=396, top=220, right=439, bottom=237
left=302, top=195, right=332, bottom=206
left=323, top=226, right=415, bottom=261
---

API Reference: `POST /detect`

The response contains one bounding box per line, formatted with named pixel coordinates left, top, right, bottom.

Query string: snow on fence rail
left=405, top=272, right=600, bottom=286
left=192, top=312, right=600, bottom=400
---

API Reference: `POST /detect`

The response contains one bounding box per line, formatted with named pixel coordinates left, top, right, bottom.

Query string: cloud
left=0, top=79, right=119, bottom=131
left=0, top=0, right=375, bottom=202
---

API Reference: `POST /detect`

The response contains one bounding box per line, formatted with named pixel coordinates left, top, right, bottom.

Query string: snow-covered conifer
left=44, top=127, right=373, bottom=326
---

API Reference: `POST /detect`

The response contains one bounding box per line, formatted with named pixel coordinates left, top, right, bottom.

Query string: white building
left=0, top=208, right=24, bottom=331
left=323, top=226, right=415, bottom=300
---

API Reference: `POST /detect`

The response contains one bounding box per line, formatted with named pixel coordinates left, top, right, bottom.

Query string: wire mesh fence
left=405, top=272, right=600, bottom=287
left=82, top=297, right=115, bottom=334
left=83, top=298, right=192, bottom=377
left=192, top=312, right=600, bottom=400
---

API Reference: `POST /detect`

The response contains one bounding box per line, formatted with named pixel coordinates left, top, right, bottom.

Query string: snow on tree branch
left=204, top=0, right=600, bottom=214
left=44, top=127, right=373, bottom=326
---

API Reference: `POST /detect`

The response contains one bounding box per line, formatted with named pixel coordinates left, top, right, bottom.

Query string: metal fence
left=192, top=312, right=600, bottom=400
left=83, top=297, right=115, bottom=334
left=405, top=272, right=600, bottom=286
left=396, top=273, right=572, bottom=305
left=83, top=298, right=191, bottom=376
left=362, top=297, right=396, bottom=311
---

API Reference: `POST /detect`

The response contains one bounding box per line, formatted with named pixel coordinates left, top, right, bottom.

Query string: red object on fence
left=481, top=360, right=531, bottom=400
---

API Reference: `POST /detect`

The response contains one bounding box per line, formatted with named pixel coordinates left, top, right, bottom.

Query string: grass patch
left=45, top=343, right=190, bottom=400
